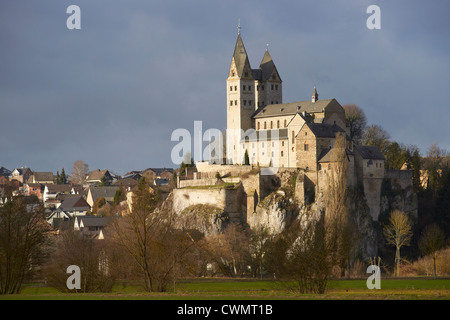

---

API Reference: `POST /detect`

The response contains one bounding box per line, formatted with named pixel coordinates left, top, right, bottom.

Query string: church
left=225, top=30, right=386, bottom=220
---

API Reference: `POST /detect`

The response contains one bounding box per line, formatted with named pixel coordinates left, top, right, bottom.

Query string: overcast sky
left=1, top=0, right=449, bottom=175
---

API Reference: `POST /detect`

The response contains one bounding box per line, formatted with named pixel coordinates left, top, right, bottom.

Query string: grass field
left=1, top=278, right=449, bottom=300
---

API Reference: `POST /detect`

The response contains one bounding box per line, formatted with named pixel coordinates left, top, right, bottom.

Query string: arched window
left=264, top=122, right=267, bottom=129
left=277, top=120, right=280, bottom=128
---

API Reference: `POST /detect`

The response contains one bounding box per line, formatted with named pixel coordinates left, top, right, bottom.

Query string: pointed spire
left=312, top=86, right=319, bottom=103
left=230, top=30, right=252, bottom=79
left=259, top=47, right=279, bottom=81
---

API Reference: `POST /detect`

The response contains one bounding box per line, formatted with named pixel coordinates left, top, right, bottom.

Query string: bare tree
left=71, top=160, right=89, bottom=186
left=361, top=124, right=390, bottom=154
left=0, top=188, right=50, bottom=294
left=343, top=104, right=367, bottom=142
left=201, top=223, right=250, bottom=277
left=110, top=178, right=195, bottom=291
left=324, top=132, right=357, bottom=278
left=419, top=224, right=446, bottom=278
left=44, top=229, right=115, bottom=293
left=383, top=210, right=413, bottom=277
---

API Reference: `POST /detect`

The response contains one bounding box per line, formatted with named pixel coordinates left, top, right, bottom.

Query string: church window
left=230, top=86, right=233, bottom=91
left=270, top=121, right=273, bottom=129
left=275, top=85, right=278, bottom=90
left=277, top=120, right=280, bottom=128
left=284, top=120, right=287, bottom=127
left=245, top=72, right=249, bottom=77
left=264, top=122, right=267, bottom=129
left=249, top=85, right=251, bottom=91
left=271, top=84, right=274, bottom=90
left=271, top=101, right=274, bottom=104
left=257, top=122, right=260, bottom=130
left=232, top=71, right=235, bottom=77
left=261, top=85, right=265, bottom=90
left=305, top=132, right=307, bottom=136
left=235, top=100, right=238, bottom=105
left=243, top=85, right=246, bottom=91
left=304, top=144, right=309, bottom=151
left=281, top=151, right=284, bottom=157
left=282, top=141, right=285, bottom=147
left=244, top=100, right=247, bottom=106
left=234, top=86, right=237, bottom=91
left=249, top=100, right=252, bottom=106
left=230, top=101, right=233, bottom=106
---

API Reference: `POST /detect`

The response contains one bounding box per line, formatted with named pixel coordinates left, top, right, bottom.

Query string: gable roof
left=252, top=99, right=336, bottom=119
left=59, top=195, right=90, bottom=211
left=318, top=147, right=353, bottom=163
left=88, top=186, right=119, bottom=201
left=32, top=172, right=54, bottom=182
left=12, top=167, right=31, bottom=176
left=355, top=145, right=385, bottom=160
left=304, top=122, right=346, bottom=138
left=45, top=184, right=72, bottom=194
left=87, top=169, right=110, bottom=181
left=77, top=216, right=112, bottom=228
left=0, top=167, right=11, bottom=177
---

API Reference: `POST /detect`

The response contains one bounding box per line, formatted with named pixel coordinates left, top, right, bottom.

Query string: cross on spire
left=237, top=19, right=241, bottom=35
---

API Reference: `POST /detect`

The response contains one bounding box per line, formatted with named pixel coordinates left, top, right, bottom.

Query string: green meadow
left=1, top=278, right=449, bottom=300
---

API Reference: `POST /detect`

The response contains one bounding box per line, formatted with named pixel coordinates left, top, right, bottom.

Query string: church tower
left=255, top=47, right=282, bottom=108
left=226, top=28, right=283, bottom=164
left=226, top=31, right=256, bottom=164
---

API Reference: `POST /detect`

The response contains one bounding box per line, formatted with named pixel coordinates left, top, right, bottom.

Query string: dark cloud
left=1, top=0, right=449, bottom=174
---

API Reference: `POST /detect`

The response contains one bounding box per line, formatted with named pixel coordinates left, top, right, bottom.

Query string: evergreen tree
left=244, top=149, right=250, bottom=165
left=60, top=168, right=67, bottom=184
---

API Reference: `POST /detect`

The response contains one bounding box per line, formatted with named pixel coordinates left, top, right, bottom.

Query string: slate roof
left=59, top=195, right=90, bottom=211
left=354, top=145, right=385, bottom=160
left=88, top=186, right=119, bottom=201
left=305, top=122, right=346, bottom=138
left=77, top=216, right=112, bottom=228
left=252, top=99, right=335, bottom=119
left=318, top=147, right=354, bottom=163
left=231, top=33, right=252, bottom=78
left=46, top=184, right=72, bottom=194
left=0, top=167, right=11, bottom=177
left=87, top=169, right=110, bottom=181
left=32, top=172, right=54, bottom=182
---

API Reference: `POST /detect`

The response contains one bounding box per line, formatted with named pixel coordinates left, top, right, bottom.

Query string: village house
left=27, top=171, right=55, bottom=184
left=74, top=216, right=112, bottom=239
left=46, top=195, right=91, bottom=227
left=43, top=184, right=72, bottom=208
left=9, top=167, right=33, bottom=184
left=86, top=185, right=119, bottom=207
left=85, top=169, right=114, bottom=186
